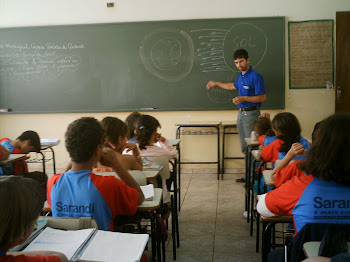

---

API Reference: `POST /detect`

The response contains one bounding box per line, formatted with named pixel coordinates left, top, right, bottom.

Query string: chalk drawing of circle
left=223, top=23, right=267, bottom=72
left=140, top=28, right=194, bottom=82
left=207, top=86, right=233, bottom=103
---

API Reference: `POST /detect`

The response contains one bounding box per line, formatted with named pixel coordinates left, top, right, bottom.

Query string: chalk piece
left=0, top=108, right=9, bottom=112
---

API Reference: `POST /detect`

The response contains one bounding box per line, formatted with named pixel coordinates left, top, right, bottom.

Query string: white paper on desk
left=40, top=138, right=60, bottom=146
left=140, top=184, right=154, bottom=201
left=80, top=231, right=149, bottom=262
left=24, top=227, right=95, bottom=260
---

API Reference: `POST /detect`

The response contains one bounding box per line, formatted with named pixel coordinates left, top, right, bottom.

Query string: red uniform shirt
left=274, top=160, right=305, bottom=188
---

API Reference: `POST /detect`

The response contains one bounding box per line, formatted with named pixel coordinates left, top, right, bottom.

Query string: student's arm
left=158, top=138, right=177, bottom=160
left=8, top=251, right=68, bottom=262
left=271, top=143, right=306, bottom=180
left=121, top=143, right=143, bottom=170
left=0, top=144, right=10, bottom=160
left=101, top=148, right=145, bottom=204
left=206, top=81, right=236, bottom=90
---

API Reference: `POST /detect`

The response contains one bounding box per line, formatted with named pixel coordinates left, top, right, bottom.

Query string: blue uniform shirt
left=234, top=66, right=266, bottom=109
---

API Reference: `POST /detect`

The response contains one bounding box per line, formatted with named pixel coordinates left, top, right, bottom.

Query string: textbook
left=40, top=138, right=61, bottom=147
left=24, top=227, right=149, bottom=262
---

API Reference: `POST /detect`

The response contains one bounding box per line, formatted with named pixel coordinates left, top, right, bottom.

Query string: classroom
left=0, top=0, right=349, bottom=261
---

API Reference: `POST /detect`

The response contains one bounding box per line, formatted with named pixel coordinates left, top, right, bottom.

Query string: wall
left=0, top=0, right=348, bottom=171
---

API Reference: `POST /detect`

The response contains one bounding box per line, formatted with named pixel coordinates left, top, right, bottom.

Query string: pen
left=107, top=141, right=116, bottom=149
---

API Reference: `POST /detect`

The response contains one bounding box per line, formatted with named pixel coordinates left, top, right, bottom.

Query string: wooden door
left=335, top=11, right=350, bottom=112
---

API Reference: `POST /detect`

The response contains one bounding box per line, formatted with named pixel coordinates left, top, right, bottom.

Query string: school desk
left=27, top=143, right=60, bottom=175
left=176, top=121, right=221, bottom=179
left=0, top=154, right=27, bottom=175
left=221, top=121, right=244, bottom=178
left=166, top=139, right=181, bottom=211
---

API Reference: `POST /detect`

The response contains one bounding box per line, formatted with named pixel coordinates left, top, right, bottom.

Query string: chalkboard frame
left=0, top=17, right=285, bottom=114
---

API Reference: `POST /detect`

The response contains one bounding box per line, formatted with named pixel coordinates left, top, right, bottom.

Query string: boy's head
left=65, top=117, right=105, bottom=163
left=17, top=131, right=41, bottom=153
left=0, top=176, right=45, bottom=251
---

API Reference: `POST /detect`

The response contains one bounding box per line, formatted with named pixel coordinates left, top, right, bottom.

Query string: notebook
left=24, top=227, right=149, bottom=262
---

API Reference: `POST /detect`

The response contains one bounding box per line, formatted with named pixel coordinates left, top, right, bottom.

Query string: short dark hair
left=101, top=117, right=128, bottom=146
left=0, top=176, right=45, bottom=250
left=17, top=131, right=41, bottom=152
left=233, top=49, right=249, bottom=60
left=65, top=117, right=105, bottom=163
left=135, top=115, right=161, bottom=150
left=253, top=117, right=275, bottom=137
left=302, top=113, right=350, bottom=186
left=272, top=112, right=301, bottom=153
left=125, top=112, right=142, bottom=140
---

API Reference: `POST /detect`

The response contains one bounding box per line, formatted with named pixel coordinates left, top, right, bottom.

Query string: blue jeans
left=237, top=109, right=260, bottom=154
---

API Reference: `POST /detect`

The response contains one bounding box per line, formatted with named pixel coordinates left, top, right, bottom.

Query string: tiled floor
left=165, top=171, right=260, bottom=262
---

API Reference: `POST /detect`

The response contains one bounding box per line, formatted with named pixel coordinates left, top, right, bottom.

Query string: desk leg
left=221, top=127, right=226, bottom=179
left=49, top=147, right=57, bottom=174
left=217, top=126, right=221, bottom=180
left=262, top=221, right=273, bottom=262
left=244, top=145, right=249, bottom=213
left=176, top=127, right=181, bottom=211
left=38, top=152, right=46, bottom=174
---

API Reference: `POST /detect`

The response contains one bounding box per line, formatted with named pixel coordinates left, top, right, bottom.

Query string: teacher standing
left=206, top=49, right=266, bottom=183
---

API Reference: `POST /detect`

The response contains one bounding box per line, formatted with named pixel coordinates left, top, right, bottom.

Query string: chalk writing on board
left=140, top=29, right=194, bottom=82
left=223, top=23, right=267, bottom=71
left=0, top=42, right=83, bottom=81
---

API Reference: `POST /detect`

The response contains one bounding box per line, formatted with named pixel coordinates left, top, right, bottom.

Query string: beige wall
left=0, top=0, right=348, bottom=170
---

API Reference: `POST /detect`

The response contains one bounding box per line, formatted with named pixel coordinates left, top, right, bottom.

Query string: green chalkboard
left=0, top=17, right=285, bottom=113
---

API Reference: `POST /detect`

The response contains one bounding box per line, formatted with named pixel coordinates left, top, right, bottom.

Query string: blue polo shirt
left=234, top=66, right=266, bottom=109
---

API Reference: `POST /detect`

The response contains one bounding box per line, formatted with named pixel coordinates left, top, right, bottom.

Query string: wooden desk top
left=262, top=170, right=275, bottom=187
left=175, top=121, right=221, bottom=127
left=137, top=188, right=163, bottom=211
left=221, top=121, right=237, bottom=127
left=251, top=150, right=262, bottom=161
left=0, top=154, right=27, bottom=165
left=168, top=139, right=181, bottom=146
left=130, top=169, right=161, bottom=180
left=260, top=215, right=293, bottom=223
left=95, top=171, right=150, bottom=185
left=244, top=138, right=260, bottom=146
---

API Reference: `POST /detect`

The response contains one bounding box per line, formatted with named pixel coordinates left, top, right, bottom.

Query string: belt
left=239, top=106, right=258, bottom=112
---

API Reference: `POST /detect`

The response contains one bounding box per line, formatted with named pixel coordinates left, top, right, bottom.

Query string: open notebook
left=24, top=227, right=149, bottom=262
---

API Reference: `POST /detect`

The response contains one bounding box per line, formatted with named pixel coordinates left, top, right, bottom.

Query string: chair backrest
left=145, top=156, right=171, bottom=180
left=39, top=216, right=98, bottom=230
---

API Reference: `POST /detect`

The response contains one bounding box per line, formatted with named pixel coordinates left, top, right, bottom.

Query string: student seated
left=47, top=117, right=145, bottom=231
left=94, top=117, right=143, bottom=172
left=257, top=113, right=350, bottom=235
left=251, top=114, right=276, bottom=146
left=0, top=176, right=67, bottom=262
left=125, top=112, right=142, bottom=143
left=0, top=131, right=41, bottom=175
left=135, top=115, right=177, bottom=160
left=259, top=112, right=311, bottom=163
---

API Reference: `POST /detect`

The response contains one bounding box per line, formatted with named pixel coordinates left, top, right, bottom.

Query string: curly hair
left=253, top=117, right=275, bottom=137
left=0, top=176, right=45, bottom=250
left=135, top=115, right=161, bottom=150
left=302, top=113, right=350, bottom=186
left=101, top=117, right=128, bottom=146
left=272, top=112, right=301, bottom=153
left=17, top=130, right=41, bottom=153
left=233, top=49, right=249, bottom=60
left=125, top=112, right=142, bottom=140
left=65, top=117, right=105, bottom=163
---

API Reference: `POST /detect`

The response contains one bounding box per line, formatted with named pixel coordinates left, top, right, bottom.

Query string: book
left=140, top=184, right=154, bottom=200
left=40, top=138, right=61, bottom=147
left=24, top=227, right=149, bottom=262
left=142, top=157, right=161, bottom=169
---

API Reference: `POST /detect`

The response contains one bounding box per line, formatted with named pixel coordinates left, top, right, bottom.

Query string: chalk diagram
left=139, top=28, right=194, bottom=82
left=192, top=23, right=267, bottom=103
